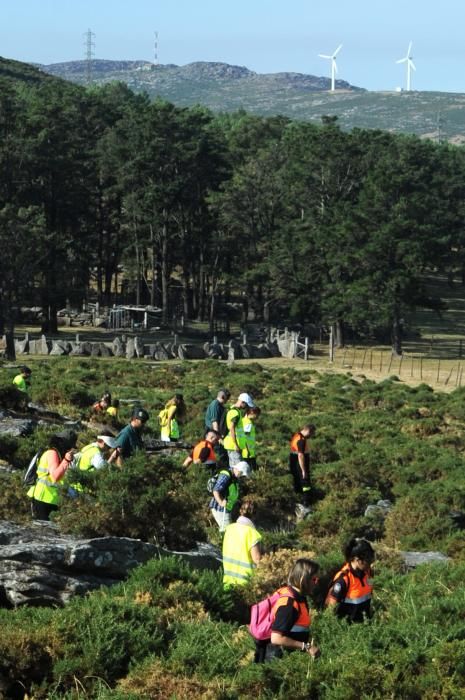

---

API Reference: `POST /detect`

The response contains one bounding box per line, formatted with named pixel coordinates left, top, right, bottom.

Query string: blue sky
left=1, top=0, right=463, bottom=92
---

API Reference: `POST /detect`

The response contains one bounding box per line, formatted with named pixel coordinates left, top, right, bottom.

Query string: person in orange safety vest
left=183, top=429, right=219, bottom=472
left=325, top=537, right=375, bottom=623
left=289, top=424, right=316, bottom=519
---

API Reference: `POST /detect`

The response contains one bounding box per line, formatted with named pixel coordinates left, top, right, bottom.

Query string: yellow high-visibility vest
left=222, top=521, right=262, bottom=587
left=27, top=449, right=60, bottom=505
left=241, top=415, right=256, bottom=458
left=223, top=407, right=246, bottom=451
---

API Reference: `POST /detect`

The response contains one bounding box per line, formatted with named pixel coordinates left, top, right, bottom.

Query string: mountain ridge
left=3, top=56, right=465, bottom=141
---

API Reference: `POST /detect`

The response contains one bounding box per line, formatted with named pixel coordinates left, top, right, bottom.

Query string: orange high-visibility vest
left=327, top=563, right=373, bottom=606
left=271, top=586, right=311, bottom=634
left=193, top=440, right=217, bottom=464
left=290, top=432, right=308, bottom=453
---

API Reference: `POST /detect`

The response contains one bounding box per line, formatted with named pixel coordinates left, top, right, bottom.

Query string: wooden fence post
left=437, top=359, right=440, bottom=383
left=361, top=349, right=367, bottom=369
left=398, top=354, right=403, bottom=376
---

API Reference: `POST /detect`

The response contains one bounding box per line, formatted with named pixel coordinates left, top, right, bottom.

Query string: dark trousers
left=254, top=640, right=283, bottom=663
left=289, top=457, right=311, bottom=506
left=31, top=498, right=58, bottom=521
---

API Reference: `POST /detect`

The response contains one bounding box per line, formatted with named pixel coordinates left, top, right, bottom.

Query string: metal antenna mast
left=84, top=29, right=95, bottom=85
left=154, top=31, right=159, bottom=66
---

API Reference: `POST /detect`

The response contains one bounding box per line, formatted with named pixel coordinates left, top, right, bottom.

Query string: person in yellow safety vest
left=159, top=394, right=186, bottom=442
left=27, top=430, right=77, bottom=521
left=68, top=433, right=118, bottom=497
left=242, top=406, right=261, bottom=471
left=209, top=461, right=251, bottom=531
left=222, top=500, right=262, bottom=587
left=325, top=537, right=375, bottom=623
left=12, top=366, right=32, bottom=393
left=106, top=399, right=120, bottom=420
left=289, top=424, right=316, bottom=520
left=183, top=430, right=219, bottom=471
left=223, top=393, right=255, bottom=468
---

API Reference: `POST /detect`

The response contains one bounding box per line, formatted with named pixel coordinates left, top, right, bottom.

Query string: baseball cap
left=238, top=392, right=255, bottom=407
left=132, top=407, right=149, bottom=422
left=97, top=435, right=117, bottom=448
left=234, top=461, right=251, bottom=478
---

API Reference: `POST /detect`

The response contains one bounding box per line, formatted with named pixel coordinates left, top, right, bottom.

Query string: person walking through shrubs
left=289, top=423, right=316, bottom=520
left=209, top=461, right=251, bottom=531
left=27, top=430, right=77, bottom=521
left=325, top=537, right=375, bottom=623
left=251, top=558, right=320, bottom=663
left=222, top=500, right=262, bottom=587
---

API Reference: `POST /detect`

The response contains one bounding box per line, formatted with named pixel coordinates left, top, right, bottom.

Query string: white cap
left=233, top=461, right=251, bottom=477
left=238, top=392, right=255, bottom=407
left=97, top=435, right=117, bottom=448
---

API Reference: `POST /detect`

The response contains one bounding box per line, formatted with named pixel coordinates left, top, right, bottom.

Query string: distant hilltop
left=15, top=58, right=465, bottom=142
left=37, top=59, right=361, bottom=93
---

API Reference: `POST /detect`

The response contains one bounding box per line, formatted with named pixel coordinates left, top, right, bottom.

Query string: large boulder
left=14, top=338, right=29, bottom=355
left=178, top=344, right=206, bottom=360
left=400, top=551, right=450, bottom=570
left=0, top=418, right=35, bottom=438
left=0, top=520, right=221, bottom=607
left=126, top=337, right=136, bottom=359
left=112, top=337, right=125, bottom=357
left=50, top=340, right=71, bottom=356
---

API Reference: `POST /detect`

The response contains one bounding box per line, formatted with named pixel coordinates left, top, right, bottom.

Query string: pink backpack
left=248, top=586, right=295, bottom=641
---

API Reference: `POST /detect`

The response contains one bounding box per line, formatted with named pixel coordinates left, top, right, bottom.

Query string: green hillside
left=37, top=58, right=465, bottom=141
left=1, top=358, right=465, bottom=696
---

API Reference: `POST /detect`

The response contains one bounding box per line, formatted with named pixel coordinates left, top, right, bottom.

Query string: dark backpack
left=23, top=449, right=44, bottom=487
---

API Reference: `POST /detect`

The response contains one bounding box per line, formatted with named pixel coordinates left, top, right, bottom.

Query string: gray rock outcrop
left=0, top=520, right=158, bottom=606
left=400, top=551, right=450, bottom=570
left=0, top=520, right=221, bottom=607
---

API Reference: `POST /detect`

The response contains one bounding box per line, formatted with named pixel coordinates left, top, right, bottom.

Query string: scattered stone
left=0, top=418, right=35, bottom=438
left=38, top=335, right=50, bottom=355
left=14, top=338, right=29, bottom=355
left=400, top=551, right=450, bottom=569
left=153, top=343, right=170, bottom=361
left=112, top=337, right=125, bottom=357
left=126, top=337, right=136, bottom=359
left=178, top=344, right=206, bottom=360
left=364, top=499, right=393, bottom=518
left=134, top=336, right=144, bottom=358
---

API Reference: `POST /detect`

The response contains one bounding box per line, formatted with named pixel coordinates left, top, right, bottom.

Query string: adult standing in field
left=27, top=430, right=78, bottom=521
left=242, top=406, right=260, bottom=471
left=209, top=460, right=251, bottom=531
left=12, top=366, right=32, bottom=394
left=325, top=538, right=375, bottom=623
left=254, top=558, right=320, bottom=663
left=289, top=424, right=316, bottom=519
left=109, top=407, right=149, bottom=466
left=222, top=500, right=262, bottom=587
left=159, top=394, right=186, bottom=442
left=183, top=429, right=219, bottom=472
left=223, top=393, right=255, bottom=468
left=205, top=389, right=231, bottom=435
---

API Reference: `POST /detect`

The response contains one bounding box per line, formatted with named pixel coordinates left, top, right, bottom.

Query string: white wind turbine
left=318, top=44, right=342, bottom=92
left=396, top=41, right=416, bottom=91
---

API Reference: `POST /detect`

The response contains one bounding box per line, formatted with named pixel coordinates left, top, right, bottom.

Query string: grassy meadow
left=0, top=357, right=465, bottom=697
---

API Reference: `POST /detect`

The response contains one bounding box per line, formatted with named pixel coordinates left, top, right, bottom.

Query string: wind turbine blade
left=333, top=44, right=343, bottom=57
left=396, top=57, right=407, bottom=64
left=410, top=59, right=416, bottom=71
left=319, top=54, right=331, bottom=59
left=407, top=41, right=412, bottom=56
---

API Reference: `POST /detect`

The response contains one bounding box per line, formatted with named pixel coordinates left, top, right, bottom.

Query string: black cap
left=132, top=407, right=149, bottom=423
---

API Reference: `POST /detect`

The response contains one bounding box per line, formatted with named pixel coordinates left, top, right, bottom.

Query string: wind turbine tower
left=396, top=41, right=416, bottom=91
left=318, top=44, right=342, bottom=92
left=154, top=31, right=159, bottom=66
